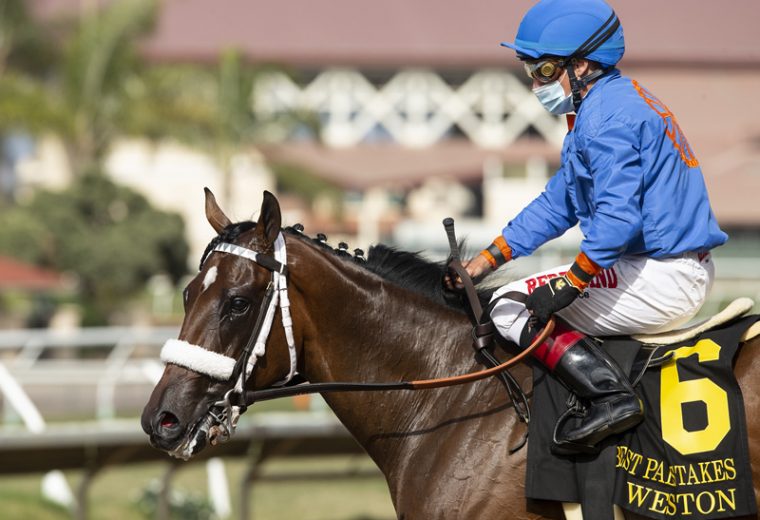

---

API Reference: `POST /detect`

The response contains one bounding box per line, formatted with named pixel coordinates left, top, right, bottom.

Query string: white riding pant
left=490, top=252, right=715, bottom=343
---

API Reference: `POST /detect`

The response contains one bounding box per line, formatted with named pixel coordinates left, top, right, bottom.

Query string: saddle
left=632, top=297, right=760, bottom=345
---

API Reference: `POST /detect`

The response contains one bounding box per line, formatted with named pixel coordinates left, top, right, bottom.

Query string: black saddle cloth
left=525, top=315, right=759, bottom=520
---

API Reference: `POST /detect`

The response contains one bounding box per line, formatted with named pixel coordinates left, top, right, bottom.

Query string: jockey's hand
left=443, top=255, right=492, bottom=290
left=525, top=274, right=581, bottom=325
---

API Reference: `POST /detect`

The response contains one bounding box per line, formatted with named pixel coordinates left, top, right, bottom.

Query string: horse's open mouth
left=163, top=401, right=240, bottom=460
left=164, top=414, right=212, bottom=460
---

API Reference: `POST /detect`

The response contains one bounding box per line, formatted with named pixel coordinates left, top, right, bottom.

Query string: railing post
left=74, top=446, right=100, bottom=520
left=157, top=462, right=179, bottom=520
left=96, top=339, right=136, bottom=419
left=239, top=441, right=265, bottom=520
left=207, top=457, right=232, bottom=518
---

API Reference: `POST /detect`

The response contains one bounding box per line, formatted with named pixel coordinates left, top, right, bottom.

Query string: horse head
left=141, top=189, right=297, bottom=459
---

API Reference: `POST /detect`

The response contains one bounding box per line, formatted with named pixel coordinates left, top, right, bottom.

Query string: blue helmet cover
left=501, top=0, right=625, bottom=66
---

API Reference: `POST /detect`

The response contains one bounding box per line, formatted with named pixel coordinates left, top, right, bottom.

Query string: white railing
left=0, top=326, right=177, bottom=422
left=0, top=326, right=177, bottom=515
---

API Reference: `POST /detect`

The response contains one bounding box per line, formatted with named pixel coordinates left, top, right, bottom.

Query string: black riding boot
left=520, top=323, right=643, bottom=455
left=551, top=337, right=644, bottom=455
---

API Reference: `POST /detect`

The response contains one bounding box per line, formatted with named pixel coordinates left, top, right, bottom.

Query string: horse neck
left=286, top=239, right=502, bottom=470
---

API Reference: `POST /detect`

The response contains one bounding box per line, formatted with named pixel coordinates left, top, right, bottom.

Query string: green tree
left=0, top=0, right=58, bottom=76
left=0, top=1, right=330, bottom=324
left=0, top=0, right=158, bottom=175
left=61, top=0, right=157, bottom=173
left=0, top=174, right=188, bottom=323
left=132, top=50, right=320, bottom=206
left=0, top=1, right=318, bottom=203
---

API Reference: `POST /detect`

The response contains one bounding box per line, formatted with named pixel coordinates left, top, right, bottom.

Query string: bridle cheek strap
left=234, top=233, right=297, bottom=390
left=157, top=232, right=297, bottom=459
left=274, top=234, right=297, bottom=384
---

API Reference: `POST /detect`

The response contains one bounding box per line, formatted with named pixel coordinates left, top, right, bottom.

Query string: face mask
left=532, top=80, right=574, bottom=115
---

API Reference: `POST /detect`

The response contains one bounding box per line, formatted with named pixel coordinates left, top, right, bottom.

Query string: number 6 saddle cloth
left=525, top=298, right=760, bottom=520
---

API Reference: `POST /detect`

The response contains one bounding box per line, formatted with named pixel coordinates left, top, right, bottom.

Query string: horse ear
left=256, top=190, right=281, bottom=246
left=204, top=188, right=232, bottom=234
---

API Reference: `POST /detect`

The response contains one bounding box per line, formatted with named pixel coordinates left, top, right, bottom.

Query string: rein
left=237, top=318, right=553, bottom=404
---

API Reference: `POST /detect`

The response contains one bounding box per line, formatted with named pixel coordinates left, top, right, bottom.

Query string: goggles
left=523, top=59, right=565, bottom=84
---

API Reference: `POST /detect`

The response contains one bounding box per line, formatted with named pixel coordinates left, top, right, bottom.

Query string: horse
left=142, top=190, right=760, bottom=519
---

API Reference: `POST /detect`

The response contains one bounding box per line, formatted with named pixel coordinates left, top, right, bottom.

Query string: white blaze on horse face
left=202, top=266, right=218, bottom=292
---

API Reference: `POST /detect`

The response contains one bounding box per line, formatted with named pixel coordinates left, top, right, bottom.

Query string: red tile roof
left=33, top=0, right=760, bottom=67
left=0, top=256, right=64, bottom=291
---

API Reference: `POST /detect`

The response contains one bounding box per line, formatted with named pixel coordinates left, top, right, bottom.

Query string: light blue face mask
left=532, top=80, right=575, bottom=115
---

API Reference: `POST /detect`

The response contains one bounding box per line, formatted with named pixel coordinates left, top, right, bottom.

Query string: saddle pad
left=614, top=315, right=759, bottom=519
left=632, top=298, right=754, bottom=345
left=525, top=315, right=759, bottom=520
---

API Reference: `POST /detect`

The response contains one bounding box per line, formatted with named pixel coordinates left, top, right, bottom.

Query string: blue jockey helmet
left=500, top=0, right=625, bottom=67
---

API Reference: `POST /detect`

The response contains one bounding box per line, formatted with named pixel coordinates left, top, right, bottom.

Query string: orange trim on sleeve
left=567, top=252, right=603, bottom=290
left=566, top=270, right=588, bottom=290
left=575, top=252, right=602, bottom=277
left=493, top=236, right=513, bottom=262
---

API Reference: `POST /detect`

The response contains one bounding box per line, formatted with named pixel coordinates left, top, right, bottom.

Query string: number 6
left=660, top=339, right=730, bottom=455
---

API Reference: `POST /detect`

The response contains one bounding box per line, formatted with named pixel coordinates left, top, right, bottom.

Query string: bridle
left=159, top=233, right=297, bottom=458
left=159, top=230, right=552, bottom=458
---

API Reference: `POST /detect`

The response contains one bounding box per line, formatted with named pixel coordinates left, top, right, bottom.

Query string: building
left=23, top=0, right=760, bottom=310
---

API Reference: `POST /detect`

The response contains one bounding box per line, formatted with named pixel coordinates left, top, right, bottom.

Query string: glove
left=525, top=252, right=602, bottom=325
left=526, top=274, right=581, bottom=325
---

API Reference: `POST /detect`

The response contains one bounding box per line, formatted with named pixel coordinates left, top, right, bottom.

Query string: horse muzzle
left=142, top=409, right=184, bottom=450
left=142, top=391, right=241, bottom=460
left=141, top=410, right=211, bottom=459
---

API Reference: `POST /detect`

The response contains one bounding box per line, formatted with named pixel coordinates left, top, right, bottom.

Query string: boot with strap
left=521, top=322, right=644, bottom=455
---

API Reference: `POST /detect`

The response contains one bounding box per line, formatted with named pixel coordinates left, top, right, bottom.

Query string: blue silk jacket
left=502, top=69, right=727, bottom=268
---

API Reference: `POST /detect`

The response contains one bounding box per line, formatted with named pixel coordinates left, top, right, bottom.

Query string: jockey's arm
left=501, top=168, right=579, bottom=262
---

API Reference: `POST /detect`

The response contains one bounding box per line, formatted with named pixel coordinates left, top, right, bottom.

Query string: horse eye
left=230, top=297, right=250, bottom=315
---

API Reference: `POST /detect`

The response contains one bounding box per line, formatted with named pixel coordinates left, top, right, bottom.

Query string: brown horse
left=142, top=190, right=760, bottom=519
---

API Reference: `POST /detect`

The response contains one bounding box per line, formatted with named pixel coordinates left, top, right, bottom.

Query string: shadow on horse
left=142, top=191, right=760, bottom=519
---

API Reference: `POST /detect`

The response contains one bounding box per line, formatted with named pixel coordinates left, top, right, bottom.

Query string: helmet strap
left=564, top=63, right=607, bottom=112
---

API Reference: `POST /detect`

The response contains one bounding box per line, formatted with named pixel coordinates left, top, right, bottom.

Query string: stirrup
left=551, top=401, right=601, bottom=456
left=550, top=395, right=644, bottom=456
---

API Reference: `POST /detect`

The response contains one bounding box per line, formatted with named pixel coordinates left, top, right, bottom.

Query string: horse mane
left=363, top=243, right=468, bottom=310
left=200, top=222, right=496, bottom=314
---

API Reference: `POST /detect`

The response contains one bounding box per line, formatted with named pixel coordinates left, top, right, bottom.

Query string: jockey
left=450, top=0, right=728, bottom=455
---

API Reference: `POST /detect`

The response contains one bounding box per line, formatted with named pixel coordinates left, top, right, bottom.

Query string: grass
left=0, top=455, right=396, bottom=519
left=0, top=486, right=71, bottom=519
left=0, top=395, right=395, bottom=518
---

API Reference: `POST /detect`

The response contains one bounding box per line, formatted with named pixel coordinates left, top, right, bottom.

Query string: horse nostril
left=158, top=411, right=180, bottom=431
